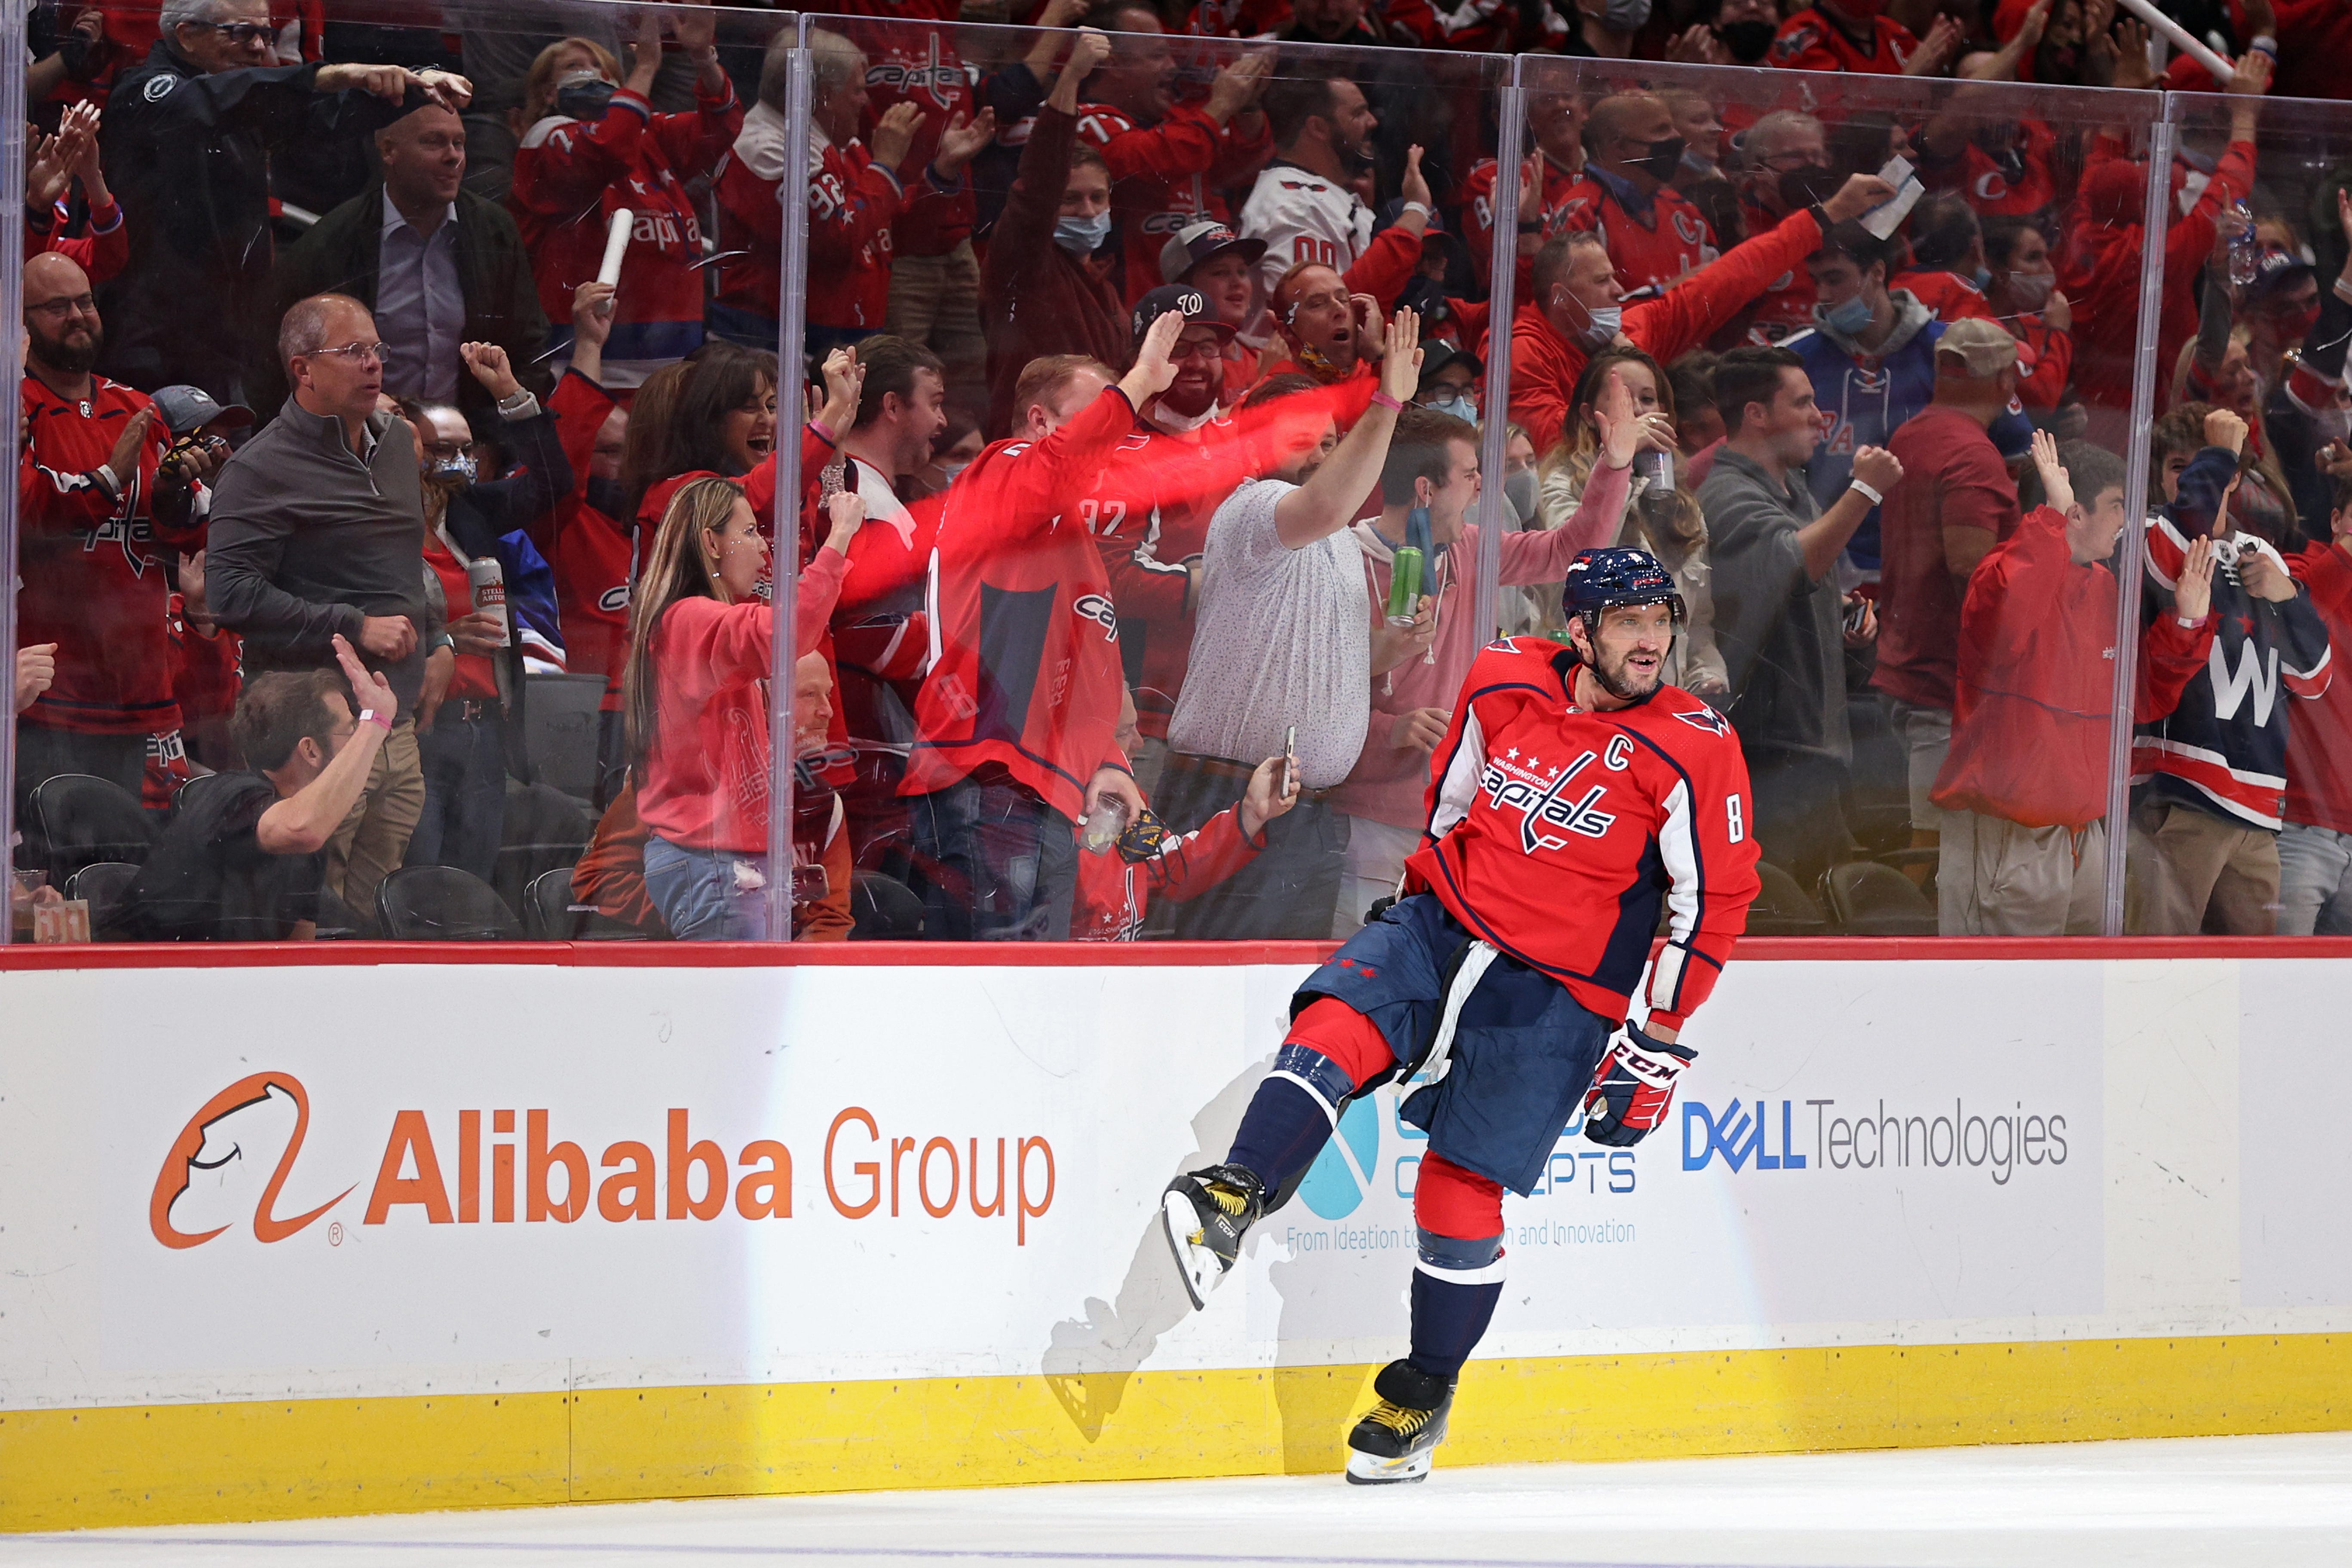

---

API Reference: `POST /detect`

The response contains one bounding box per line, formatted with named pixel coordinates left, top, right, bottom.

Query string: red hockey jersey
left=542, top=372, right=633, bottom=711
left=1405, top=637, right=1759, bottom=1032
left=17, top=374, right=202, bottom=736
left=1077, top=99, right=1271, bottom=306
left=1769, top=6, right=1920, bottom=73
left=510, top=79, right=741, bottom=384
left=1555, top=173, right=1718, bottom=296
left=901, top=386, right=1145, bottom=822
left=1072, top=801, right=1263, bottom=941
left=1460, top=151, right=1583, bottom=291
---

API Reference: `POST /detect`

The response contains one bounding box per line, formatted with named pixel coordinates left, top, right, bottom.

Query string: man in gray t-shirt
left=1157, top=315, right=1424, bottom=939
left=1696, top=346, right=1903, bottom=890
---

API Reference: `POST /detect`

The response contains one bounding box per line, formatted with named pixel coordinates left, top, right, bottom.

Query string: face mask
left=1574, top=303, right=1623, bottom=350
left=425, top=451, right=478, bottom=485
left=554, top=72, right=616, bottom=122
left=2003, top=268, right=2056, bottom=311
left=585, top=475, right=628, bottom=518
left=1598, top=0, right=1651, bottom=30
left=934, top=459, right=969, bottom=486
left=1717, top=18, right=1776, bottom=61
left=1424, top=393, right=1479, bottom=425
left=1835, top=0, right=1886, bottom=16
left=1633, top=135, right=1687, bottom=184
left=1504, top=468, right=1539, bottom=527
left=1054, top=211, right=1112, bottom=254
left=1968, top=265, right=1992, bottom=291
left=1776, top=165, right=1840, bottom=212
left=1822, top=294, right=1874, bottom=335
left=2274, top=302, right=2323, bottom=343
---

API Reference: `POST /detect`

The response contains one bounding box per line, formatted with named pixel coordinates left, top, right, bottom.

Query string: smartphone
left=1843, top=598, right=1869, bottom=635
left=1278, top=725, right=1297, bottom=799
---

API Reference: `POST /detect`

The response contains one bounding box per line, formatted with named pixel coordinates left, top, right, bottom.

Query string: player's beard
left=1588, top=638, right=1667, bottom=702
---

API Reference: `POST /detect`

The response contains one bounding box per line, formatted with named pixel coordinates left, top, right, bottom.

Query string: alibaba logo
left=149, top=1072, right=354, bottom=1249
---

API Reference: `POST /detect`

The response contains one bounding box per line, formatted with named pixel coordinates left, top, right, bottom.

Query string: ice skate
left=1344, top=1359, right=1454, bottom=1485
left=1160, top=1163, right=1266, bottom=1309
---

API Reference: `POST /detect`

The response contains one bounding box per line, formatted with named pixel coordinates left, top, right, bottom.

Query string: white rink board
left=1, top=954, right=2345, bottom=1413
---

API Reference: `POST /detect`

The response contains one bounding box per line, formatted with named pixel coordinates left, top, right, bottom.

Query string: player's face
left=1191, top=253, right=1255, bottom=325
left=1579, top=603, right=1675, bottom=703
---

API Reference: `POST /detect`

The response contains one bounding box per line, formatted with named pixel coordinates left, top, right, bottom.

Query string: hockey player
left=1162, top=548, right=1761, bottom=1485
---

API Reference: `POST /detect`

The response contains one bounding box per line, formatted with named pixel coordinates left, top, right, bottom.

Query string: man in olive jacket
left=270, top=104, right=548, bottom=429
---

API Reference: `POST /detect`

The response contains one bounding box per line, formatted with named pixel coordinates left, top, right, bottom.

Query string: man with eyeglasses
left=101, top=0, right=472, bottom=402
left=205, top=293, right=440, bottom=927
left=15, top=252, right=219, bottom=818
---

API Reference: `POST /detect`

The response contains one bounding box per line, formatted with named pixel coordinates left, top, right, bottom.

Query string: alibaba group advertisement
left=8, top=957, right=2120, bottom=1412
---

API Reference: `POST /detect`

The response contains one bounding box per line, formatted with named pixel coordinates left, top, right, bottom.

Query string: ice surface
left=9, top=1432, right=2352, bottom=1568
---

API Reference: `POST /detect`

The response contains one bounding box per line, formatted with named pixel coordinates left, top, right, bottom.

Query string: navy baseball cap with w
left=1159, top=220, right=1267, bottom=285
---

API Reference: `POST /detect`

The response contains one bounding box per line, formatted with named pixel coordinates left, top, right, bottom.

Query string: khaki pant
left=325, top=717, right=425, bottom=929
left=1883, top=697, right=1952, bottom=835
left=884, top=240, right=986, bottom=413
left=2124, top=795, right=2280, bottom=934
left=1938, top=810, right=2106, bottom=936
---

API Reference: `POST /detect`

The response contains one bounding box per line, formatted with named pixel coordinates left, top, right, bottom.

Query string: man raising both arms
left=1162, top=550, right=1760, bottom=1484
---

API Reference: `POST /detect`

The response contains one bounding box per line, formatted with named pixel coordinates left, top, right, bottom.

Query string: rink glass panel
left=1516, top=53, right=2168, bottom=941
left=0, top=0, right=800, bottom=946
left=816, top=16, right=1510, bottom=947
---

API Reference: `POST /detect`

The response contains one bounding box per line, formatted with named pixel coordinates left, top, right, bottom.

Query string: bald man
left=271, top=103, right=547, bottom=424
left=1555, top=92, right=1720, bottom=297
left=16, top=252, right=218, bottom=816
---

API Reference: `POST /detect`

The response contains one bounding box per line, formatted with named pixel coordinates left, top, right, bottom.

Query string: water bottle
left=2226, top=201, right=2260, bottom=291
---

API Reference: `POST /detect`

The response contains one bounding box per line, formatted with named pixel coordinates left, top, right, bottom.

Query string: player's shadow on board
left=1038, top=1056, right=1263, bottom=1441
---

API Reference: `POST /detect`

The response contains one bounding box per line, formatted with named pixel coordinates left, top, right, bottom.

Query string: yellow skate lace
left=1205, top=1182, right=1250, bottom=1217
left=1364, top=1400, right=1432, bottom=1437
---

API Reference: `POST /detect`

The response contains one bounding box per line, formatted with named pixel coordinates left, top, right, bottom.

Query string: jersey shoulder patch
left=142, top=73, right=178, bottom=102
left=1665, top=704, right=1731, bottom=738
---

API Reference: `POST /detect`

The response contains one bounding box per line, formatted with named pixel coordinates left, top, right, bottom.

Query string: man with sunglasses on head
left=101, top=0, right=472, bottom=404
left=205, top=293, right=443, bottom=928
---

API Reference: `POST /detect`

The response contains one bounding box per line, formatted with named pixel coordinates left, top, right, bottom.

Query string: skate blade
left=1161, top=1191, right=1221, bottom=1311
left=1344, top=1448, right=1433, bottom=1485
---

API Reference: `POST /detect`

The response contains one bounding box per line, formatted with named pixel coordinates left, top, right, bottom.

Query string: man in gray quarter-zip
left=207, top=293, right=441, bottom=929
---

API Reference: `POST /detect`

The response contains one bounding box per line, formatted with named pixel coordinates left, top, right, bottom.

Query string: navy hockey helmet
left=1562, top=547, right=1686, bottom=628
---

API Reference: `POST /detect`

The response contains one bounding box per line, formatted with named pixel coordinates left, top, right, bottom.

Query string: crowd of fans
left=12, top=0, right=2352, bottom=946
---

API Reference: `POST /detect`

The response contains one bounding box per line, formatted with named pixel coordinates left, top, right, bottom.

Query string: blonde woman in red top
left=623, top=475, right=861, bottom=939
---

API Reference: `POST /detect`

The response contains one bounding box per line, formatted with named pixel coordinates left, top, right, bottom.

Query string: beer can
left=1387, top=545, right=1423, bottom=622
left=467, top=555, right=510, bottom=644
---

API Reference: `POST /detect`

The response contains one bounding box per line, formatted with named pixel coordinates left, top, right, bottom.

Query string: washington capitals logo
left=1480, top=747, right=1615, bottom=855
left=1672, top=707, right=1729, bottom=737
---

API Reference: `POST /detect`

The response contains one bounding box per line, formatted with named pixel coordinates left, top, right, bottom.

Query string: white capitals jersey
left=1238, top=159, right=1375, bottom=309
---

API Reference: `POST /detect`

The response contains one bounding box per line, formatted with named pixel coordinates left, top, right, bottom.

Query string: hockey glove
left=1580, top=1025, right=1696, bottom=1147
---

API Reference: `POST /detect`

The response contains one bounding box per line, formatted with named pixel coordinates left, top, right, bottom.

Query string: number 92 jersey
left=1403, top=637, right=1762, bottom=1034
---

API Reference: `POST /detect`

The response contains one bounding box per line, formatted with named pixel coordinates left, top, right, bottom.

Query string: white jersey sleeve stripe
left=1425, top=705, right=1488, bottom=842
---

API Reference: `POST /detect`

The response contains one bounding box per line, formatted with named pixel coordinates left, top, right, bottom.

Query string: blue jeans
left=407, top=713, right=506, bottom=884
left=906, top=770, right=1077, bottom=941
left=642, top=834, right=773, bottom=940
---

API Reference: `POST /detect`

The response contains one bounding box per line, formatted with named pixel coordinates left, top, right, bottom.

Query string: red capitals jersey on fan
left=1080, top=415, right=1259, bottom=741
left=510, top=81, right=740, bottom=381
left=1555, top=175, right=1718, bottom=295
left=1405, top=637, right=1760, bottom=1032
left=1460, top=152, right=1585, bottom=290
left=1769, top=6, right=1918, bottom=72
left=17, top=375, right=202, bottom=736
left=1077, top=100, right=1270, bottom=306
left=1923, top=121, right=2057, bottom=217
left=1736, top=199, right=1819, bottom=344
left=543, top=373, right=634, bottom=710
left=901, top=388, right=1145, bottom=823
left=838, top=7, right=979, bottom=259
left=794, top=134, right=901, bottom=333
